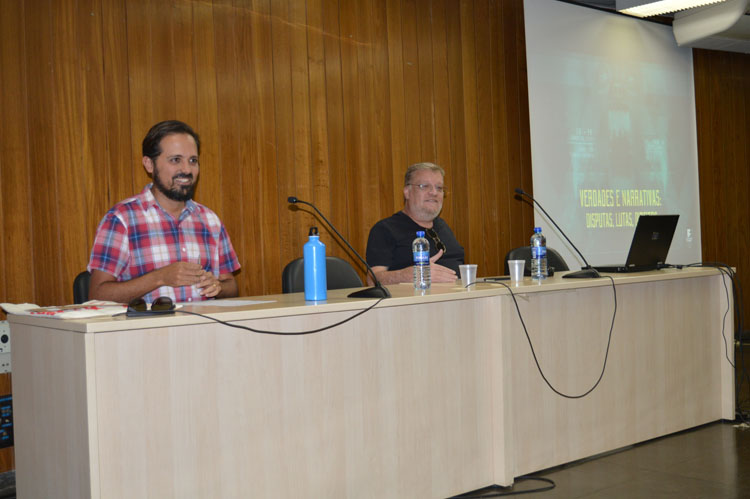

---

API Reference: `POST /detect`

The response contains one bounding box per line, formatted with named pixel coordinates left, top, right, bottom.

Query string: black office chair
left=503, top=246, right=569, bottom=276
left=73, top=270, right=91, bottom=304
left=281, top=257, right=364, bottom=293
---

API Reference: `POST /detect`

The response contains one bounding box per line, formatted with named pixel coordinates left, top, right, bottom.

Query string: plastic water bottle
left=304, top=227, right=327, bottom=300
left=413, top=230, right=431, bottom=290
left=530, top=227, right=547, bottom=280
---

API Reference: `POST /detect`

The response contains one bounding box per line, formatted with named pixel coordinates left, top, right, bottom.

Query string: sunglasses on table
left=126, top=296, right=176, bottom=317
left=425, top=228, right=447, bottom=253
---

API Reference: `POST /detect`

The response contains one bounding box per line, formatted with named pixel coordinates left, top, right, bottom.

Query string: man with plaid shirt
left=88, top=120, right=240, bottom=303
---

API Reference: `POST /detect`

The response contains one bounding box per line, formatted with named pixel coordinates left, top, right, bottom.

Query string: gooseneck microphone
left=514, top=188, right=600, bottom=279
left=288, top=196, right=391, bottom=298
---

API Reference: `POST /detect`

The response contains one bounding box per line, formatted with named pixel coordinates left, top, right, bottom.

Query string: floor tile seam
left=623, top=466, right=741, bottom=491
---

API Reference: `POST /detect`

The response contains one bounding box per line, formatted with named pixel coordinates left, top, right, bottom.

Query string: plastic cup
left=459, top=264, right=478, bottom=287
left=508, top=260, right=525, bottom=282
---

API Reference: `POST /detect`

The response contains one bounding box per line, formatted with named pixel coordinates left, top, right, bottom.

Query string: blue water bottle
left=304, top=227, right=327, bottom=301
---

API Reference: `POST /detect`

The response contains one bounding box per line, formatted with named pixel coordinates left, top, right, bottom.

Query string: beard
left=153, top=168, right=196, bottom=202
left=414, top=200, right=442, bottom=221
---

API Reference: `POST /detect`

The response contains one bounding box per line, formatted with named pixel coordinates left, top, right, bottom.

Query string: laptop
left=593, top=214, right=679, bottom=273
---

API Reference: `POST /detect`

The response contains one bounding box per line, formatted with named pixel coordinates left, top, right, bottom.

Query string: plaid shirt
left=88, top=185, right=240, bottom=302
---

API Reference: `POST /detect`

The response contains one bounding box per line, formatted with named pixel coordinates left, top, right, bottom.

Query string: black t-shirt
left=366, top=212, right=465, bottom=273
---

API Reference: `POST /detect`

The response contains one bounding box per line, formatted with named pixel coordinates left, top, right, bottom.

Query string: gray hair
left=404, top=162, right=445, bottom=186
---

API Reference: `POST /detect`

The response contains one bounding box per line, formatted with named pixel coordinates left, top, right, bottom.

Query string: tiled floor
left=477, top=421, right=750, bottom=499
left=459, top=342, right=750, bottom=499
left=0, top=470, right=13, bottom=499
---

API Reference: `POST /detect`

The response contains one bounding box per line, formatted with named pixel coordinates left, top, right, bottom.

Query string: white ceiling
left=559, top=0, right=750, bottom=52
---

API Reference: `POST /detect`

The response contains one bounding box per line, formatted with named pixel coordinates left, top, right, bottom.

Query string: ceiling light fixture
left=616, top=0, right=728, bottom=17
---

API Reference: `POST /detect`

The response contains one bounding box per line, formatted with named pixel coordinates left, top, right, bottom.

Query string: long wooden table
left=9, top=268, right=734, bottom=498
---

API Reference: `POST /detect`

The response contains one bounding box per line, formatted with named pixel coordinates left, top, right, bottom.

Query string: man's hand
left=156, top=262, right=206, bottom=288
left=369, top=249, right=457, bottom=285
left=89, top=264, right=205, bottom=304
left=89, top=265, right=239, bottom=303
left=429, top=249, right=458, bottom=283
left=196, top=270, right=221, bottom=297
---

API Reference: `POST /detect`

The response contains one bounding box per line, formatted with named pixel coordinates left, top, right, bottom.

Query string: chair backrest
left=281, top=257, right=364, bottom=293
left=503, top=246, right=569, bottom=276
left=73, top=270, right=91, bottom=304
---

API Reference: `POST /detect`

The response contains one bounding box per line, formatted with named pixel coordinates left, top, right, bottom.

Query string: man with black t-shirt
left=366, top=162, right=465, bottom=284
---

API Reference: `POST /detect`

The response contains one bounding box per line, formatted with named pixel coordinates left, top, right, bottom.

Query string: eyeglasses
left=407, top=183, right=446, bottom=195
left=425, top=228, right=447, bottom=252
left=127, top=296, right=175, bottom=316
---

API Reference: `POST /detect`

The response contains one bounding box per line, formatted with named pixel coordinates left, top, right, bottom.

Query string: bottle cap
left=534, top=227, right=542, bottom=233
left=416, top=230, right=425, bottom=237
left=309, top=227, right=319, bottom=236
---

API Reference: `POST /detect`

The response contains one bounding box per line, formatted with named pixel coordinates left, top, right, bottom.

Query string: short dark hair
left=142, top=120, right=201, bottom=162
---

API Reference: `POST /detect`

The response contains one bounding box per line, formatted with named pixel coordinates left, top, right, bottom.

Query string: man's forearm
left=217, top=274, right=239, bottom=298
left=370, top=266, right=412, bottom=285
left=89, top=270, right=164, bottom=304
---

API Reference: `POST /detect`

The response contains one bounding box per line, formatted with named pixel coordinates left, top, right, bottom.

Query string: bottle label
left=531, top=246, right=546, bottom=259
left=413, top=250, right=429, bottom=264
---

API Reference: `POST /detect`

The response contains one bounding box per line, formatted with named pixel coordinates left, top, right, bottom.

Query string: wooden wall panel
left=26, top=0, right=61, bottom=307
left=234, top=0, right=263, bottom=291
left=101, top=0, right=135, bottom=208
left=0, top=0, right=35, bottom=305
left=192, top=0, right=221, bottom=217
left=446, top=0, right=469, bottom=250
left=338, top=0, right=364, bottom=258
left=369, top=0, right=394, bottom=224
left=459, top=0, right=483, bottom=267
left=385, top=0, right=408, bottom=207
left=694, top=49, right=750, bottom=332
left=475, top=0, right=498, bottom=273
left=431, top=1, right=453, bottom=196
left=0, top=0, right=533, bottom=307
left=79, top=0, right=110, bottom=264
left=213, top=0, right=245, bottom=292
left=52, top=0, right=88, bottom=312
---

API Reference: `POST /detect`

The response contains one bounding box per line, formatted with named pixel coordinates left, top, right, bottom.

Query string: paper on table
left=182, top=299, right=274, bottom=307
left=1, top=301, right=127, bottom=319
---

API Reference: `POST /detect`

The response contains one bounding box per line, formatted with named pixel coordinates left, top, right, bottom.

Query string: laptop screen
left=623, top=214, right=680, bottom=270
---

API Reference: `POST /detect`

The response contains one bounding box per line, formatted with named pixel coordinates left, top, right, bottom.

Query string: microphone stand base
left=562, top=268, right=601, bottom=279
left=348, top=286, right=391, bottom=298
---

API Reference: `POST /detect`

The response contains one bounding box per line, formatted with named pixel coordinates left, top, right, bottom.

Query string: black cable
left=733, top=266, right=750, bottom=423
left=691, top=262, right=744, bottom=340
left=717, top=266, right=734, bottom=368
left=172, top=297, right=386, bottom=335
left=685, top=262, right=749, bottom=423
left=687, top=264, right=734, bottom=368
left=449, top=476, right=555, bottom=497
left=486, top=276, right=617, bottom=399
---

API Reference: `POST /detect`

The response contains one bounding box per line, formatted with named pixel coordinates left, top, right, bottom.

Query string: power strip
left=0, top=322, right=9, bottom=374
